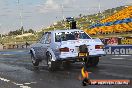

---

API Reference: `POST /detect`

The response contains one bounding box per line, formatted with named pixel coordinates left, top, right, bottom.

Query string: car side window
left=45, top=32, right=51, bottom=44
left=39, top=34, right=46, bottom=44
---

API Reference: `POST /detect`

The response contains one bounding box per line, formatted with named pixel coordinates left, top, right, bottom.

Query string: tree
left=28, top=29, right=34, bottom=33
left=79, top=14, right=82, bottom=18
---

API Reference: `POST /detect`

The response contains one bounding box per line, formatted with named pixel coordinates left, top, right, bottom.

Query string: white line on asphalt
left=111, top=58, right=125, bottom=59
left=14, top=83, right=24, bottom=86
left=20, top=85, right=31, bottom=88
left=0, top=77, right=10, bottom=82
left=24, top=83, right=31, bottom=85
left=30, top=82, right=37, bottom=84
left=113, top=55, right=132, bottom=56
left=12, top=82, right=31, bottom=88
left=24, top=82, right=37, bottom=85
left=0, top=76, right=32, bottom=88
left=1, top=54, right=13, bottom=55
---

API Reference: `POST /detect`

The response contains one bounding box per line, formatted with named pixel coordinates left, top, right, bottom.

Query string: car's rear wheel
left=31, top=53, right=39, bottom=66
left=46, top=52, right=57, bottom=71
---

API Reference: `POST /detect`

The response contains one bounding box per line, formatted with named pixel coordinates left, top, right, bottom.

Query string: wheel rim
left=47, top=53, right=52, bottom=68
left=31, top=54, right=36, bottom=64
left=32, top=59, right=36, bottom=64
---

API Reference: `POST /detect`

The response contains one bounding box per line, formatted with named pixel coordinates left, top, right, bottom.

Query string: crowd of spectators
left=87, top=6, right=132, bottom=35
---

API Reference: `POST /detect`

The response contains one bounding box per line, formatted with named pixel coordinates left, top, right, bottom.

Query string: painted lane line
left=0, top=77, right=32, bottom=88
left=111, top=58, right=125, bottom=59
left=30, top=82, right=37, bottom=84
left=12, top=82, right=31, bottom=88
left=1, top=54, right=13, bottom=55
left=15, top=83, right=24, bottom=86
left=113, top=55, right=131, bottom=56
left=20, top=85, right=31, bottom=88
left=0, top=77, right=10, bottom=82
left=24, top=83, right=31, bottom=85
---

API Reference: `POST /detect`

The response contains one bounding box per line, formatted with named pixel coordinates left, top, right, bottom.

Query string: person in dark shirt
left=25, top=42, right=29, bottom=48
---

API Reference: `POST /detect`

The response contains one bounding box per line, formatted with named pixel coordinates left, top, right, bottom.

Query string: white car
left=30, top=29, right=105, bottom=70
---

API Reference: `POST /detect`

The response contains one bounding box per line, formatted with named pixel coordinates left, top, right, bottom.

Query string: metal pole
left=18, top=0, right=23, bottom=35
left=98, top=0, right=101, bottom=13
left=61, top=4, right=65, bottom=21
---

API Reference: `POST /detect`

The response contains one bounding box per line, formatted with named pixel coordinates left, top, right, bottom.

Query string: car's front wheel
left=31, top=53, right=39, bottom=66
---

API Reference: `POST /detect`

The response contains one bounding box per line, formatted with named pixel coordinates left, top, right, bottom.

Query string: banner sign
left=103, top=37, right=132, bottom=45
left=120, top=37, right=132, bottom=45
left=107, top=37, right=118, bottom=45
left=105, top=45, right=132, bottom=55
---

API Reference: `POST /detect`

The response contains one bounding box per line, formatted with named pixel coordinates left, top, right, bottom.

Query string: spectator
left=25, top=42, right=29, bottom=48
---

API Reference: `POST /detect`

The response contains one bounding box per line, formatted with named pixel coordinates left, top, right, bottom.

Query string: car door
left=32, top=33, right=46, bottom=60
left=39, top=32, right=51, bottom=60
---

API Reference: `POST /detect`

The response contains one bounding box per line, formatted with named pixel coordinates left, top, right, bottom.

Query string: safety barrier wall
left=0, top=43, right=31, bottom=50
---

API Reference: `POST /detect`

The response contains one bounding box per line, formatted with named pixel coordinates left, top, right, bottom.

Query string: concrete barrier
left=0, top=43, right=30, bottom=50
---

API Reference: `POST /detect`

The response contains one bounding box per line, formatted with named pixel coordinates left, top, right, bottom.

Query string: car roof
left=49, top=29, right=84, bottom=33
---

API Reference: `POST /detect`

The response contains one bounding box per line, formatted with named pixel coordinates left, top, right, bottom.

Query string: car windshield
left=55, top=31, right=91, bottom=42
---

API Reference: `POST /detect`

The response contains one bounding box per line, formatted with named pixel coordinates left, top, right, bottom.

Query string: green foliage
left=8, top=27, right=35, bottom=36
